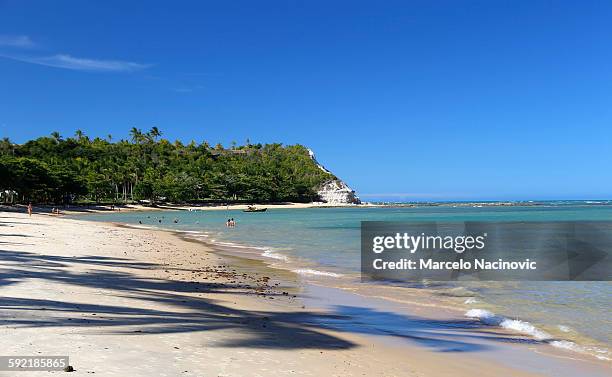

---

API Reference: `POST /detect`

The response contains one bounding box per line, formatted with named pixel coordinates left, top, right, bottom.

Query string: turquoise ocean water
left=82, top=202, right=611, bottom=360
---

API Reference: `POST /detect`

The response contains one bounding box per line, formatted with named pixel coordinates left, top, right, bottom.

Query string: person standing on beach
left=27, top=203, right=32, bottom=217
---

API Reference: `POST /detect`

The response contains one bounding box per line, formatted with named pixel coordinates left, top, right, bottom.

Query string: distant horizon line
left=360, top=198, right=612, bottom=203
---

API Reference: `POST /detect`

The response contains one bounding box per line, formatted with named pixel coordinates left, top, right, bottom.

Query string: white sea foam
left=500, top=319, right=551, bottom=340
left=126, top=224, right=157, bottom=230
left=550, top=340, right=578, bottom=351
left=464, top=297, right=478, bottom=304
left=465, top=309, right=551, bottom=340
left=464, top=309, right=497, bottom=323
left=201, top=238, right=288, bottom=261
left=465, top=309, right=611, bottom=360
left=549, top=340, right=611, bottom=361
left=212, top=240, right=268, bottom=251
left=292, top=268, right=342, bottom=277
left=262, top=249, right=289, bottom=261
left=180, top=230, right=207, bottom=235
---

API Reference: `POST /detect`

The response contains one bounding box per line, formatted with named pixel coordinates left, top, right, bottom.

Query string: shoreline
left=1, top=212, right=609, bottom=376
left=87, top=217, right=612, bottom=366
left=139, top=221, right=612, bottom=366
left=109, top=213, right=612, bottom=366
left=0, top=202, right=372, bottom=217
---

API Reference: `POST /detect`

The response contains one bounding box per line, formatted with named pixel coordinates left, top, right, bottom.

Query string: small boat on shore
left=243, top=206, right=267, bottom=212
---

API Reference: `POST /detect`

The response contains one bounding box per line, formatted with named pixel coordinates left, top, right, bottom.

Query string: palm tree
left=75, top=129, right=84, bottom=141
left=129, top=127, right=143, bottom=144
left=0, top=137, right=14, bottom=155
left=107, top=134, right=113, bottom=142
left=50, top=131, right=62, bottom=143
left=149, top=126, right=162, bottom=141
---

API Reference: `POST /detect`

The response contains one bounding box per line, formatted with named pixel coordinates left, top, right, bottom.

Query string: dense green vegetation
left=0, top=128, right=334, bottom=204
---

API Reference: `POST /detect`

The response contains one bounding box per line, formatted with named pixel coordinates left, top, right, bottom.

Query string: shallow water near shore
left=80, top=202, right=612, bottom=361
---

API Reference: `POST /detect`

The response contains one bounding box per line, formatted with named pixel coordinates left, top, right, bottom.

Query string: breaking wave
left=465, top=309, right=610, bottom=361
left=292, top=268, right=342, bottom=277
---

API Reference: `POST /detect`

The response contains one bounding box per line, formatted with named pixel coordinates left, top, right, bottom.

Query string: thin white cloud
left=172, top=87, right=195, bottom=93
left=171, top=84, right=204, bottom=93
left=0, top=53, right=150, bottom=72
left=0, top=35, right=35, bottom=48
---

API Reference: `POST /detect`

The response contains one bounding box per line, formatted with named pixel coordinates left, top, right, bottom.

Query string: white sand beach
left=0, top=212, right=609, bottom=376
left=0, top=202, right=372, bottom=217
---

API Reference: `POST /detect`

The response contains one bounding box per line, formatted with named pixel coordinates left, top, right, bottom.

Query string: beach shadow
left=310, top=305, right=546, bottom=352
left=0, top=247, right=548, bottom=353
left=0, top=250, right=156, bottom=269
left=0, top=248, right=355, bottom=350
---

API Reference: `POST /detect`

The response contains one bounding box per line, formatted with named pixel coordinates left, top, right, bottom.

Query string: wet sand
left=0, top=212, right=608, bottom=376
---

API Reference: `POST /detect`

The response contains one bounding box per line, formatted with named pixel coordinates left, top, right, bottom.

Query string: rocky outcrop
left=308, top=149, right=361, bottom=204
left=316, top=179, right=360, bottom=204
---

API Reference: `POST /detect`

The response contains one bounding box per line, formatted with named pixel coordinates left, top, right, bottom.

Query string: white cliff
left=308, top=149, right=361, bottom=204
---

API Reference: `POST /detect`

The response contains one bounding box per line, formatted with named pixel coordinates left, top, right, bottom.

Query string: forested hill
left=0, top=128, right=335, bottom=204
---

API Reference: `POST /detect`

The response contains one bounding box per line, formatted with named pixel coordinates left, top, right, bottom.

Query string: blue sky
left=1, top=1, right=611, bottom=201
